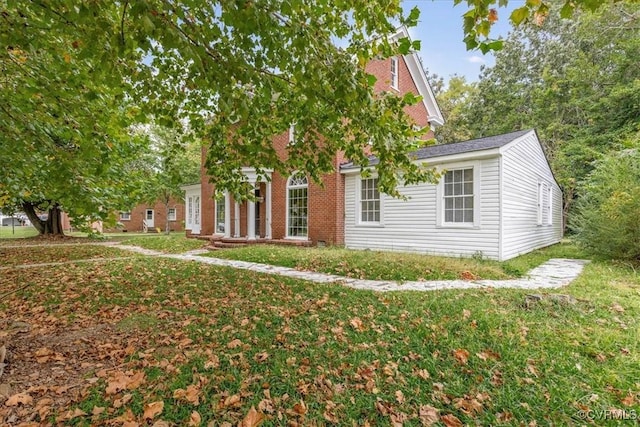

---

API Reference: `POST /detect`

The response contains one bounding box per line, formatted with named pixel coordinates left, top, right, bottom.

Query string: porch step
left=208, top=237, right=313, bottom=249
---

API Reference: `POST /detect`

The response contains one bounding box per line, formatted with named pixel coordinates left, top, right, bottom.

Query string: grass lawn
left=116, top=233, right=206, bottom=253
left=0, top=226, right=39, bottom=239
left=203, top=241, right=583, bottom=281
left=0, top=243, right=638, bottom=425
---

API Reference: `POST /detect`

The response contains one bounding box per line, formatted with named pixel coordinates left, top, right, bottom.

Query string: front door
left=145, top=209, right=154, bottom=228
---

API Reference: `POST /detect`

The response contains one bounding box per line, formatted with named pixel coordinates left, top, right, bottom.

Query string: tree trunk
left=22, top=202, right=65, bottom=236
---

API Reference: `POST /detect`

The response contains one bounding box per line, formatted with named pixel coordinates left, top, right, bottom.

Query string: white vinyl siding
left=345, top=157, right=500, bottom=259
left=500, top=132, right=562, bottom=260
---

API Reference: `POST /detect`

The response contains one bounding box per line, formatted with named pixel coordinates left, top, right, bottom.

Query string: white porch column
left=234, top=202, right=240, bottom=237
left=224, top=192, right=231, bottom=238
left=265, top=180, right=272, bottom=239
left=247, top=192, right=256, bottom=240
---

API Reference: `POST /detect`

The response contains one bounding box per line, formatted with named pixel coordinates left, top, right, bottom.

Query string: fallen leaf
left=441, top=413, right=463, bottom=427
left=143, top=401, right=164, bottom=420
left=611, top=302, right=624, bottom=313
left=462, top=309, right=471, bottom=319
left=240, top=406, right=266, bottom=427
left=292, top=400, right=307, bottom=415
left=418, top=404, right=439, bottom=426
left=222, top=394, right=241, bottom=408
left=188, top=410, right=201, bottom=426
left=395, top=390, right=405, bottom=404
left=5, top=393, right=33, bottom=406
left=621, top=394, right=635, bottom=406
left=349, top=317, right=365, bottom=331
left=227, top=339, right=243, bottom=349
left=453, top=348, right=470, bottom=365
left=254, top=352, right=269, bottom=363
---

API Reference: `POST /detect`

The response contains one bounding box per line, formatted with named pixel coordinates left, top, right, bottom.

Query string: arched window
left=286, top=173, right=308, bottom=238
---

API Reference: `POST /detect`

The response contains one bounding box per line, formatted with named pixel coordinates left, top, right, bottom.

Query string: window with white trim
left=537, top=182, right=544, bottom=225
left=215, top=195, right=225, bottom=233
left=287, top=173, right=308, bottom=238
left=390, top=57, right=399, bottom=89
left=360, top=177, right=381, bottom=223
left=443, top=168, right=474, bottom=223
left=168, top=208, right=177, bottom=221
left=119, top=212, right=131, bottom=221
left=547, top=186, right=553, bottom=225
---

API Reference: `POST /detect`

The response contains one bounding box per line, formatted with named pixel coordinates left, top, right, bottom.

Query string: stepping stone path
left=104, top=243, right=590, bottom=292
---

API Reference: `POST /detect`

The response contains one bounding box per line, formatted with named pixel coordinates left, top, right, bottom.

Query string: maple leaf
left=240, top=406, right=266, bottom=427
left=143, top=401, right=164, bottom=420
left=418, top=404, right=439, bottom=426
left=453, top=348, right=470, bottom=365
left=441, top=413, right=463, bottom=427
left=5, top=392, right=33, bottom=406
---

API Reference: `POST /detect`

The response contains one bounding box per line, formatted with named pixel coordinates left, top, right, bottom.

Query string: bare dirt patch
left=0, top=318, right=148, bottom=425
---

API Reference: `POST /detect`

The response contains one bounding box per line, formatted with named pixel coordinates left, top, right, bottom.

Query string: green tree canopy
left=0, top=0, right=617, bottom=235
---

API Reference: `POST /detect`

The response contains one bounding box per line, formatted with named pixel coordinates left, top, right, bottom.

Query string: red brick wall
left=120, top=199, right=185, bottom=232
left=365, top=55, right=434, bottom=137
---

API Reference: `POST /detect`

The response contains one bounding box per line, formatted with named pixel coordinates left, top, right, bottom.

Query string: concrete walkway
left=104, top=243, right=590, bottom=292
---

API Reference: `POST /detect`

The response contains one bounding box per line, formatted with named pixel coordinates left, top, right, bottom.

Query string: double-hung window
left=360, top=177, right=381, bottom=223
left=119, top=212, right=131, bottom=221
left=443, top=168, right=474, bottom=224
left=390, top=57, right=399, bottom=89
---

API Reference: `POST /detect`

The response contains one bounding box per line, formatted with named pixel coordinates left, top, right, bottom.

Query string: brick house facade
left=118, top=199, right=186, bottom=233
left=184, top=27, right=443, bottom=245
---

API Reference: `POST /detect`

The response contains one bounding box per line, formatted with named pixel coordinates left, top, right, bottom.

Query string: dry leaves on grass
left=105, top=370, right=146, bottom=395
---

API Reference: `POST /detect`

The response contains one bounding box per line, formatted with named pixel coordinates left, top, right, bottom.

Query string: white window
left=187, top=196, right=194, bottom=225
left=547, top=186, right=553, bottom=225
left=167, top=208, right=176, bottom=221
left=194, top=196, right=200, bottom=225
left=119, top=212, right=131, bottom=221
left=443, top=168, right=474, bottom=223
left=537, top=182, right=544, bottom=225
left=215, top=195, right=225, bottom=234
left=286, top=173, right=308, bottom=238
left=390, top=57, right=399, bottom=89
left=359, top=177, right=381, bottom=223
left=288, top=124, right=295, bottom=145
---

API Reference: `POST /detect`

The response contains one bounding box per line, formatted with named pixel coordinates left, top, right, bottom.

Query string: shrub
left=571, top=142, right=640, bottom=260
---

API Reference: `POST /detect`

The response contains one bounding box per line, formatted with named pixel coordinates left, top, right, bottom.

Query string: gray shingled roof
left=341, top=129, right=534, bottom=169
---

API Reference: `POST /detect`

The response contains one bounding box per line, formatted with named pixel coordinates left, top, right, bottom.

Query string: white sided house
left=341, top=129, right=563, bottom=261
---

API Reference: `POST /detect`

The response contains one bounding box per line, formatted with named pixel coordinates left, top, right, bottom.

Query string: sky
left=403, top=0, right=524, bottom=84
